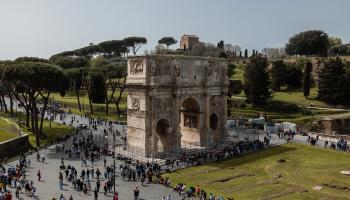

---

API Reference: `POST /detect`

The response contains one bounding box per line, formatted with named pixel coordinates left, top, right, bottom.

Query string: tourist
left=59, top=178, right=64, bottom=190
left=195, top=185, right=201, bottom=196
left=31, top=186, right=36, bottom=197
left=103, top=183, right=108, bottom=195
left=209, top=192, right=215, bottom=200
left=94, top=188, right=98, bottom=200
left=96, top=179, right=100, bottom=192
left=37, top=170, right=41, bottom=181
left=27, top=158, right=31, bottom=167
left=113, top=192, right=118, bottom=200
left=15, top=187, right=20, bottom=198
left=41, top=155, right=45, bottom=163
left=134, top=185, right=140, bottom=200
left=60, top=194, right=65, bottom=200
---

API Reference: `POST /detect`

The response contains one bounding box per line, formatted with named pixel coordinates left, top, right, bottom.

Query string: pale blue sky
left=0, top=0, right=349, bottom=60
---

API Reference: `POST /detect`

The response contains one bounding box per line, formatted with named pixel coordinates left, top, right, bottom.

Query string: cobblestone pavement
left=4, top=113, right=181, bottom=200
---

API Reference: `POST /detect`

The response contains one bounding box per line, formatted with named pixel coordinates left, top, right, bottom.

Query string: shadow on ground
left=205, top=145, right=297, bottom=169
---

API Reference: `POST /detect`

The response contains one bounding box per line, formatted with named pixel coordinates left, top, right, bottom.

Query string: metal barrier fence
left=228, top=127, right=262, bottom=141
left=113, top=127, right=265, bottom=162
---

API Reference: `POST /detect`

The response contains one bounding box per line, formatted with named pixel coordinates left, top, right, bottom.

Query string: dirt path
left=206, top=172, right=255, bottom=184
left=259, top=187, right=307, bottom=200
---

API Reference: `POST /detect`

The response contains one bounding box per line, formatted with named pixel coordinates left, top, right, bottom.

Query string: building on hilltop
left=180, top=35, right=199, bottom=50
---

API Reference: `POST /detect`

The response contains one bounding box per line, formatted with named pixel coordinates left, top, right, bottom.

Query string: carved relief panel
left=207, top=61, right=219, bottom=78
left=210, top=95, right=221, bottom=107
left=130, top=60, right=144, bottom=75
left=132, top=98, right=140, bottom=110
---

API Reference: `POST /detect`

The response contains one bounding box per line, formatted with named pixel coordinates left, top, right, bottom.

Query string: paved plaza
left=3, top=113, right=181, bottom=200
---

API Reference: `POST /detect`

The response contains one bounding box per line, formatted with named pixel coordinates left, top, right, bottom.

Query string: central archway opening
left=180, top=98, right=201, bottom=147
left=156, top=119, right=170, bottom=151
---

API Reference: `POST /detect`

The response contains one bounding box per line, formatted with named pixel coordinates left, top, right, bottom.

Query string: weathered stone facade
left=126, top=55, right=229, bottom=157
left=320, top=114, right=350, bottom=135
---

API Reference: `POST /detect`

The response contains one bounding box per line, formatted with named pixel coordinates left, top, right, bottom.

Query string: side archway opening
left=210, top=113, right=218, bottom=130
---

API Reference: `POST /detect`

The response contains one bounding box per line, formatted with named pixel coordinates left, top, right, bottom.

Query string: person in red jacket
left=5, top=192, right=12, bottom=200
left=113, top=191, right=118, bottom=200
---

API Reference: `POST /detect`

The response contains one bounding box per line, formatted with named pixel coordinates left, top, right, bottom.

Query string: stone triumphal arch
left=126, top=55, right=228, bottom=157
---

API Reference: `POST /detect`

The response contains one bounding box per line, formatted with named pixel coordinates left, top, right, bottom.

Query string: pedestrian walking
left=94, top=188, right=98, bottom=200
left=113, top=192, right=118, bottom=200
left=59, top=179, right=64, bottom=190
left=37, top=170, right=41, bottom=181
left=134, top=185, right=140, bottom=200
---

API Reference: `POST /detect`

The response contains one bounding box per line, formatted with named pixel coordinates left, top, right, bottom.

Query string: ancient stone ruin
left=320, top=114, right=350, bottom=135
left=126, top=55, right=229, bottom=157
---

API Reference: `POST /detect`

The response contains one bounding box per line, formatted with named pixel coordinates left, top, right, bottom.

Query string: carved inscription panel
left=153, top=98, right=171, bottom=112
left=152, top=57, right=172, bottom=76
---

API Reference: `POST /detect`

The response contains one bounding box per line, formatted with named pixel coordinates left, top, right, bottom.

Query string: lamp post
left=113, top=129, right=117, bottom=194
left=16, top=98, right=21, bottom=137
left=82, top=95, right=85, bottom=112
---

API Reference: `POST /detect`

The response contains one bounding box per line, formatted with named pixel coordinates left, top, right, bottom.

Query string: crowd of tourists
left=1, top=105, right=274, bottom=200
left=152, top=139, right=267, bottom=200
left=0, top=155, right=35, bottom=200
left=307, top=135, right=350, bottom=152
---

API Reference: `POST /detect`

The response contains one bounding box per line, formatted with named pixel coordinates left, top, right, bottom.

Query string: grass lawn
left=230, top=58, right=350, bottom=110
left=0, top=117, right=20, bottom=142
left=64, top=106, right=127, bottom=122
left=50, top=90, right=127, bottom=121
left=163, top=143, right=350, bottom=200
left=231, top=64, right=245, bottom=82
left=228, top=98, right=346, bottom=125
left=273, top=88, right=333, bottom=108
left=21, top=120, right=75, bottom=148
left=0, top=112, right=74, bottom=148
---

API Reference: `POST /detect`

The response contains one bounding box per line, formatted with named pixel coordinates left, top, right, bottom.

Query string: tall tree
left=285, top=63, right=303, bottom=89
left=217, top=40, right=224, bottom=49
left=318, top=58, right=347, bottom=103
left=227, top=63, right=236, bottom=78
left=89, top=68, right=106, bottom=104
left=14, top=57, right=48, bottom=63
left=3, top=62, right=67, bottom=147
left=53, top=56, right=89, bottom=69
left=98, top=40, right=127, bottom=58
left=80, top=67, right=94, bottom=114
left=65, top=68, right=83, bottom=111
left=303, top=61, right=313, bottom=98
left=103, top=58, right=127, bottom=115
left=244, top=56, right=271, bottom=105
left=123, top=37, right=147, bottom=55
left=328, top=36, right=342, bottom=48
left=158, top=37, right=177, bottom=51
left=271, top=60, right=286, bottom=91
left=286, top=30, right=330, bottom=56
